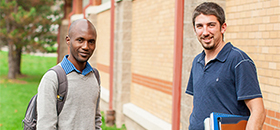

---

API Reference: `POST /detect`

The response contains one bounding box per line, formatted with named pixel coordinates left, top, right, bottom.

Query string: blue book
left=210, top=112, right=249, bottom=130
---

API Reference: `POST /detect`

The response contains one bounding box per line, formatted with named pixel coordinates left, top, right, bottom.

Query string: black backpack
left=22, top=65, right=100, bottom=130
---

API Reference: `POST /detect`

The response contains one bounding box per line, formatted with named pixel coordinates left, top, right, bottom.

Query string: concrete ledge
left=86, top=1, right=110, bottom=15
left=70, top=14, right=83, bottom=22
left=85, top=0, right=122, bottom=15
left=123, top=103, right=171, bottom=130
left=101, top=86, right=109, bottom=103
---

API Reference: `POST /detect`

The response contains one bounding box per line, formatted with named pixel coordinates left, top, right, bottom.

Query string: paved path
left=1, top=46, right=57, bottom=57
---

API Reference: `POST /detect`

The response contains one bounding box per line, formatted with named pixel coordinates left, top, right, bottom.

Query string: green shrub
left=101, top=111, right=126, bottom=130
left=45, top=46, right=57, bottom=53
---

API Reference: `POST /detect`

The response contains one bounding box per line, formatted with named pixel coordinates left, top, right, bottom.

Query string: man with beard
left=185, top=2, right=265, bottom=130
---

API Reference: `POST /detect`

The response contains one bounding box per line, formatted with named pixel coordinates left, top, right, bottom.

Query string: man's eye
left=88, top=40, right=95, bottom=45
left=196, top=24, right=202, bottom=28
left=78, top=39, right=83, bottom=43
left=196, top=25, right=202, bottom=28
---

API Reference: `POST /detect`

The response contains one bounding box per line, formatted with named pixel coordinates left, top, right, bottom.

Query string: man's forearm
left=246, top=110, right=266, bottom=130
left=245, top=98, right=266, bottom=130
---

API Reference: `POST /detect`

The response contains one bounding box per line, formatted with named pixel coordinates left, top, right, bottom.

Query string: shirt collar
left=216, top=42, right=232, bottom=62
left=60, top=55, right=93, bottom=76
left=197, top=42, right=233, bottom=63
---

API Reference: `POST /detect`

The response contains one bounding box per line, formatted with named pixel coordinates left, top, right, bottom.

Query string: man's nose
left=202, top=26, right=209, bottom=36
left=82, top=41, right=89, bottom=50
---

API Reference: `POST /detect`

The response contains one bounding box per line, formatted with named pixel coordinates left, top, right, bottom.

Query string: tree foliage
left=0, top=0, right=63, bottom=79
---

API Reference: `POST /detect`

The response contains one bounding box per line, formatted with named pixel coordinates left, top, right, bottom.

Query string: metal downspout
left=172, top=0, right=184, bottom=129
left=105, top=0, right=116, bottom=126
left=109, top=0, right=115, bottom=110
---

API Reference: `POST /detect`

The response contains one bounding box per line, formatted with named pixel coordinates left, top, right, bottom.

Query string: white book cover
left=204, top=117, right=211, bottom=130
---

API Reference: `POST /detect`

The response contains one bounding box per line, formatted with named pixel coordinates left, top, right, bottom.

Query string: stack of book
left=204, top=112, right=249, bottom=130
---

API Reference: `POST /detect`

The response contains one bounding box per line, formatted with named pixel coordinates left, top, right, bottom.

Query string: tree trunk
left=8, top=42, right=16, bottom=79
left=15, top=46, right=22, bottom=75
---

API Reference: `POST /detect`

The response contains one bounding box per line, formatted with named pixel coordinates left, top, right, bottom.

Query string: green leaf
left=10, top=29, right=19, bottom=36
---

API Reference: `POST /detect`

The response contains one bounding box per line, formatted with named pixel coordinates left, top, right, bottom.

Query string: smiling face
left=194, top=14, right=226, bottom=51
left=66, top=20, right=97, bottom=67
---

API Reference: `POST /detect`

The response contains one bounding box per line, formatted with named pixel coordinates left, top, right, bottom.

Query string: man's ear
left=221, top=23, right=227, bottom=34
left=66, top=35, right=70, bottom=46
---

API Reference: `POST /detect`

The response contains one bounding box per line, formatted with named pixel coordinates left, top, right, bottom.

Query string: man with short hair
left=37, top=19, right=102, bottom=129
left=185, top=2, right=266, bottom=130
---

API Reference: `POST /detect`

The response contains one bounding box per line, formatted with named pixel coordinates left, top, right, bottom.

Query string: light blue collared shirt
left=60, top=55, right=93, bottom=76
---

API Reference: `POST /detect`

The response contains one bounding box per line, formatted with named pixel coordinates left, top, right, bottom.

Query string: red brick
left=276, top=112, right=280, bottom=119
left=268, top=110, right=276, bottom=117
left=271, top=118, right=278, bottom=127
left=267, top=125, right=274, bottom=130
left=263, top=124, right=268, bottom=130
left=266, top=116, right=272, bottom=124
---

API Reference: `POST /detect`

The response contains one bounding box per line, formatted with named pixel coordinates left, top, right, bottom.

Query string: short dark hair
left=192, top=2, right=225, bottom=27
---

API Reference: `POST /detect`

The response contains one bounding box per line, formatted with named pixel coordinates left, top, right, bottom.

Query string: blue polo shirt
left=186, top=42, right=262, bottom=130
left=60, top=55, right=93, bottom=76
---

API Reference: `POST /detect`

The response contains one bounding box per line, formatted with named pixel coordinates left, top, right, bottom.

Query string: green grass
left=0, top=51, right=126, bottom=130
left=0, top=51, right=57, bottom=129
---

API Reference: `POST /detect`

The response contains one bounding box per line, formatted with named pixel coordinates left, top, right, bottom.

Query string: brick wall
left=83, top=0, right=280, bottom=129
left=226, top=0, right=280, bottom=129
left=96, top=10, right=111, bottom=90
left=131, top=0, right=175, bottom=123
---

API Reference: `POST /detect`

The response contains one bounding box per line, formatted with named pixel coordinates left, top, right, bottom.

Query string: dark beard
left=202, top=43, right=215, bottom=50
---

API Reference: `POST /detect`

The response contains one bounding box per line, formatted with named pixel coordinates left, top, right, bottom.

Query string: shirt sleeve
left=95, top=95, right=102, bottom=130
left=37, top=70, right=58, bottom=129
left=235, top=59, right=262, bottom=101
left=186, top=67, right=194, bottom=95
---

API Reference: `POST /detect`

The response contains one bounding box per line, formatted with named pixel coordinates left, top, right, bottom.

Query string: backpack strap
left=93, top=68, right=101, bottom=110
left=93, top=68, right=100, bottom=85
left=49, top=65, right=68, bottom=115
